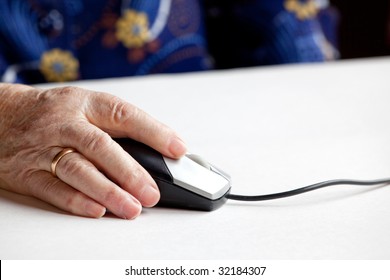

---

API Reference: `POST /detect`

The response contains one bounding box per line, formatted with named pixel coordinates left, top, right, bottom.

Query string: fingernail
left=121, top=196, right=142, bottom=219
left=139, top=184, right=160, bottom=207
left=169, top=137, right=187, bottom=157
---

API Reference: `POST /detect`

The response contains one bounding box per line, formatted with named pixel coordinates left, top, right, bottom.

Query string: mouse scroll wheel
left=186, top=154, right=212, bottom=170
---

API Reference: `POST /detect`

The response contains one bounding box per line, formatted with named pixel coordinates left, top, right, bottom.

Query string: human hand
left=0, top=83, right=186, bottom=219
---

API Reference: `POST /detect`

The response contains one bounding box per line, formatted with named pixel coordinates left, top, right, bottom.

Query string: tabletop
left=1, top=57, right=390, bottom=259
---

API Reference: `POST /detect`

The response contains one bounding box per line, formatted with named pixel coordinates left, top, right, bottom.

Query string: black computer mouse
left=115, top=138, right=231, bottom=211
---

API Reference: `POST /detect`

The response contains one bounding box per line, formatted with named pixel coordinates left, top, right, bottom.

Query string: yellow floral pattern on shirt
left=39, top=48, right=79, bottom=82
left=284, top=0, right=318, bottom=20
left=116, top=9, right=150, bottom=48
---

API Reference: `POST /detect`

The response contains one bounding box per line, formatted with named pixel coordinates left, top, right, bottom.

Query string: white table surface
left=1, top=58, right=390, bottom=260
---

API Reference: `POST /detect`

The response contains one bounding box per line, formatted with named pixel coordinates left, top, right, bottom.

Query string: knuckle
left=111, top=99, right=130, bottom=124
left=109, top=98, right=141, bottom=125
left=59, top=120, right=88, bottom=141
left=59, top=155, right=81, bottom=178
left=29, top=176, right=60, bottom=200
left=59, top=122, right=77, bottom=140
left=64, top=193, right=77, bottom=210
left=55, top=86, right=79, bottom=96
left=101, top=187, right=122, bottom=205
left=37, top=86, right=79, bottom=104
left=120, top=168, right=143, bottom=192
left=64, top=192, right=85, bottom=212
left=82, top=130, right=113, bottom=154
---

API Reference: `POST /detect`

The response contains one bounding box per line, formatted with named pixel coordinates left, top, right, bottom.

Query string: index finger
left=85, top=92, right=187, bottom=159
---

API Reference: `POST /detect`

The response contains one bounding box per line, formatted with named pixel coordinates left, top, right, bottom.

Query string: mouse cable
left=226, top=178, right=390, bottom=201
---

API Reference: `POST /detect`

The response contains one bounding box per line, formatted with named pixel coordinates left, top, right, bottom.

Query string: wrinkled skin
left=0, top=83, right=186, bottom=219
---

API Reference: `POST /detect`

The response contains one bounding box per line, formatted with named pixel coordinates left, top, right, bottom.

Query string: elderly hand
left=0, top=83, right=186, bottom=219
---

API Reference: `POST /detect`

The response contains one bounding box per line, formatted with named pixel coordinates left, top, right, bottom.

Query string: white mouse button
left=186, top=154, right=212, bottom=170
left=163, top=156, right=230, bottom=200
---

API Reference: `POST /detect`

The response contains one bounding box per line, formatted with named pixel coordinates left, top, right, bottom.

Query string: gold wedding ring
left=51, top=148, right=76, bottom=177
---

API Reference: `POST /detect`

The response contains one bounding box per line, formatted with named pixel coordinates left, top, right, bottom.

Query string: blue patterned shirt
left=0, top=0, right=338, bottom=84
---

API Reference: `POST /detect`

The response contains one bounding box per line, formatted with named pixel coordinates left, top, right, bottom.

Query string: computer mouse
left=115, top=138, right=231, bottom=211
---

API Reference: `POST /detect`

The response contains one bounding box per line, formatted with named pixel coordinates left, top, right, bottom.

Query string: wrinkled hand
left=0, top=83, right=186, bottom=219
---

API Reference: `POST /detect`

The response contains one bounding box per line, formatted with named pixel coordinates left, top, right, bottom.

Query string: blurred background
left=331, top=0, right=390, bottom=58
left=204, top=0, right=390, bottom=71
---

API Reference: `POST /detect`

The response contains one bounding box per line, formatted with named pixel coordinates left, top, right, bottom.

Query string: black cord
left=226, top=178, right=390, bottom=201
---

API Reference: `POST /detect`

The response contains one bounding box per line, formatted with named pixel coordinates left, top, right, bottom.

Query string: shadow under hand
left=0, top=188, right=69, bottom=216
